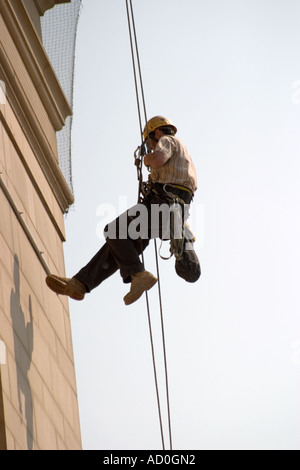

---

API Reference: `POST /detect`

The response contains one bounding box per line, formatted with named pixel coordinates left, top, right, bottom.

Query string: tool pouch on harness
left=175, top=239, right=201, bottom=283
left=148, top=184, right=187, bottom=260
left=169, top=200, right=185, bottom=261
left=152, top=184, right=201, bottom=283
left=172, top=218, right=201, bottom=283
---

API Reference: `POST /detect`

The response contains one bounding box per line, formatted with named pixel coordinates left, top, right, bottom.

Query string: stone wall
left=0, top=0, right=81, bottom=450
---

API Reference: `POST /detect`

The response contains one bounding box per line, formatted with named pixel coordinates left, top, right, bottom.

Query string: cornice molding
left=0, top=60, right=74, bottom=212
left=33, top=0, right=71, bottom=17
left=0, top=0, right=72, bottom=130
left=0, top=0, right=74, bottom=211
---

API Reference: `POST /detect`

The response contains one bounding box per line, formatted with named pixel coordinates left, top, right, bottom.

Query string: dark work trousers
left=73, top=184, right=192, bottom=292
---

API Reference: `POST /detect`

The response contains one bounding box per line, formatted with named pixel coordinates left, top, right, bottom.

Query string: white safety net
left=41, top=0, right=82, bottom=194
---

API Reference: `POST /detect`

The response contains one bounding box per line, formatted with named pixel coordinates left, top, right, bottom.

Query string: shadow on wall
left=10, top=255, right=34, bottom=450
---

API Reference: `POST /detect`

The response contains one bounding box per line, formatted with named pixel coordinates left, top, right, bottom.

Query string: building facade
left=0, top=0, right=81, bottom=449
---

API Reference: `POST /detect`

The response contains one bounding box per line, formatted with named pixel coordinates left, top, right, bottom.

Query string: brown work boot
left=123, top=270, right=158, bottom=306
left=45, top=275, right=86, bottom=301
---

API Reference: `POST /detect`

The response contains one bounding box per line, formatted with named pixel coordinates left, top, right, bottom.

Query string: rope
left=154, top=239, right=173, bottom=449
left=125, top=0, right=173, bottom=450
left=125, top=0, right=148, bottom=143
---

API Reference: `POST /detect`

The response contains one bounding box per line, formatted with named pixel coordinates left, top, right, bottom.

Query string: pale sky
left=63, top=0, right=300, bottom=450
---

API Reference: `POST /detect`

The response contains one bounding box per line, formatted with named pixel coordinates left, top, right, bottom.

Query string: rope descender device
left=134, top=142, right=151, bottom=202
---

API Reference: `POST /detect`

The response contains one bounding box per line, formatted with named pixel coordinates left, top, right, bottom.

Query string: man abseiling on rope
left=46, top=116, right=200, bottom=305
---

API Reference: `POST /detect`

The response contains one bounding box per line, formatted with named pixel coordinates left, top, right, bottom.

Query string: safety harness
left=134, top=145, right=196, bottom=262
